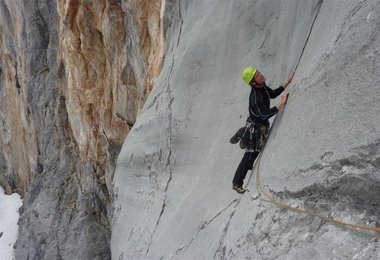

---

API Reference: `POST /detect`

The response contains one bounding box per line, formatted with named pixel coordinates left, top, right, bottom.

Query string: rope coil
left=253, top=149, right=380, bottom=233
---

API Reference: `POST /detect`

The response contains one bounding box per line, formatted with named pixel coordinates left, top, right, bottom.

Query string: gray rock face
left=112, top=0, right=380, bottom=259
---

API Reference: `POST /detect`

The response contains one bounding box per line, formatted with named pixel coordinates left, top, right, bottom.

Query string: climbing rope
left=249, top=125, right=380, bottom=234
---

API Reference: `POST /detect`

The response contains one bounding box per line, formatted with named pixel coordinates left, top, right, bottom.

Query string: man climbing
left=231, top=67, right=294, bottom=194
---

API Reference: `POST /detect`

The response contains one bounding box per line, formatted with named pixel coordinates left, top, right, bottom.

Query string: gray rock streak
left=175, top=199, right=238, bottom=257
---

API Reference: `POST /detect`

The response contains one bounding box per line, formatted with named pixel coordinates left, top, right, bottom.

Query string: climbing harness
left=246, top=107, right=380, bottom=234
left=240, top=120, right=269, bottom=152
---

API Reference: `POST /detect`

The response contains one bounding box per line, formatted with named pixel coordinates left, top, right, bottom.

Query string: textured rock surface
left=112, top=0, right=380, bottom=259
left=0, top=0, right=166, bottom=258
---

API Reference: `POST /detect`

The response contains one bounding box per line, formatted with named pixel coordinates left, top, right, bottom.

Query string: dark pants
left=232, top=151, right=260, bottom=186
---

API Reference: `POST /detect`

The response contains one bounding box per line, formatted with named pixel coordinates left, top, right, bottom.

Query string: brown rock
left=0, top=0, right=168, bottom=258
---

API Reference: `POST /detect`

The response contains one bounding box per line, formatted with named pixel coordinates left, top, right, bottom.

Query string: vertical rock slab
left=0, top=0, right=39, bottom=195
left=112, top=0, right=380, bottom=259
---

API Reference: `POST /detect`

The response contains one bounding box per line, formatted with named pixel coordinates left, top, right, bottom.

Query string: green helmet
left=241, top=67, right=257, bottom=84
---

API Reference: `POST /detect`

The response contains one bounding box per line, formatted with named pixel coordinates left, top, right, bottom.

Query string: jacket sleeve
left=250, top=89, right=279, bottom=120
left=265, top=85, right=284, bottom=98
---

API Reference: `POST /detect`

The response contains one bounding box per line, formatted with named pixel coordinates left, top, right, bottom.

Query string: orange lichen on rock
left=57, top=0, right=166, bottom=189
left=128, top=0, right=166, bottom=98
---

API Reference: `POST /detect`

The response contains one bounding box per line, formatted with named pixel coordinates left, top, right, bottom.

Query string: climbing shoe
left=230, top=133, right=240, bottom=144
left=233, top=184, right=247, bottom=194
left=230, top=127, right=245, bottom=144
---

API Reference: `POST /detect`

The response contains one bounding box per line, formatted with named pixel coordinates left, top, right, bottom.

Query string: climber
left=231, top=67, right=294, bottom=194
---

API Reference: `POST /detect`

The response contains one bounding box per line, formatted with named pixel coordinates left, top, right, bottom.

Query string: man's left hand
left=282, top=72, right=295, bottom=88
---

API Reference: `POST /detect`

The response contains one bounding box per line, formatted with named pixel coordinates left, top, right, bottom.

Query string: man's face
left=253, top=70, right=266, bottom=85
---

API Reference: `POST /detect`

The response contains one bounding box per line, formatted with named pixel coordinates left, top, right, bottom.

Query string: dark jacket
left=248, top=84, right=284, bottom=123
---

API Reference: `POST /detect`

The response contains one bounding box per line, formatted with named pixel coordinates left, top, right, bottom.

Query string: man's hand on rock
left=282, top=72, right=295, bottom=88
left=280, top=93, right=289, bottom=103
left=276, top=93, right=289, bottom=110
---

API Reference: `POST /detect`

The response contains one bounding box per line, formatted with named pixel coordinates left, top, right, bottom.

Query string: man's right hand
left=280, top=93, right=289, bottom=104
left=276, top=93, right=289, bottom=110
